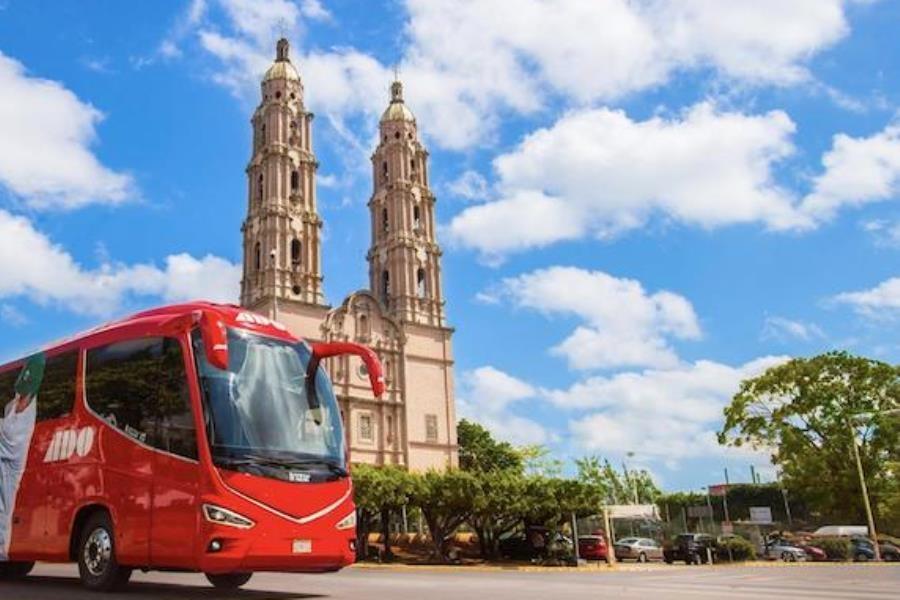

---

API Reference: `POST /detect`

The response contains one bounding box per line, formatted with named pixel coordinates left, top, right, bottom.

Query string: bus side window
left=85, top=337, right=197, bottom=460
left=85, top=338, right=162, bottom=447
left=155, top=339, right=197, bottom=460
left=36, top=351, right=79, bottom=421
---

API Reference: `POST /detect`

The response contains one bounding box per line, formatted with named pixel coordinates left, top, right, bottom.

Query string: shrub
left=717, top=536, right=756, bottom=562
left=816, top=537, right=851, bottom=561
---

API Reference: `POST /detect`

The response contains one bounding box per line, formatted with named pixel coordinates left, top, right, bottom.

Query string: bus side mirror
left=310, top=341, right=386, bottom=397
left=159, top=309, right=229, bottom=371
left=196, top=310, right=229, bottom=371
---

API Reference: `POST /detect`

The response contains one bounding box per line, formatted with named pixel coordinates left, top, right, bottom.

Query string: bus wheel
left=77, top=512, right=132, bottom=591
left=206, top=572, right=253, bottom=589
left=0, top=561, right=34, bottom=579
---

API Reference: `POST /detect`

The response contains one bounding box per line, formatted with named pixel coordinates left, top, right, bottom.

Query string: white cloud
left=0, top=209, right=240, bottom=316
left=456, top=366, right=548, bottom=446
left=0, top=304, right=28, bottom=327
left=801, top=123, right=900, bottom=222
left=560, top=356, right=787, bottom=463
left=486, top=266, right=701, bottom=370
left=299, top=0, right=330, bottom=21
left=0, top=52, right=134, bottom=210
left=448, top=103, right=806, bottom=259
left=761, top=316, right=826, bottom=342
left=447, top=170, right=488, bottom=201
left=185, top=0, right=862, bottom=151
left=832, top=277, right=900, bottom=317
left=863, top=218, right=900, bottom=247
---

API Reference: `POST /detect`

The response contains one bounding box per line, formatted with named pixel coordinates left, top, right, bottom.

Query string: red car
left=798, top=543, right=828, bottom=561
left=578, top=533, right=609, bottom=561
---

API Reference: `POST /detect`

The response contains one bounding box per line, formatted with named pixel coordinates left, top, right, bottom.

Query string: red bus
left=0, top=302, right=383, bottom=591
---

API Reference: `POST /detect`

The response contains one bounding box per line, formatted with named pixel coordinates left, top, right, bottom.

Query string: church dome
left=380, top=80, right=415, bottom=123
left=263, top=38, right=300, bottom=82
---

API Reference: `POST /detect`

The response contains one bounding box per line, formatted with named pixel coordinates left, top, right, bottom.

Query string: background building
left=240, top=39, right=458, bottom=471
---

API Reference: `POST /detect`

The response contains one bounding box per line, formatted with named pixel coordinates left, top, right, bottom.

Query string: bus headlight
left=202, top=504, right=255, bottom=529
left=336, top=511, right=356, bottom=530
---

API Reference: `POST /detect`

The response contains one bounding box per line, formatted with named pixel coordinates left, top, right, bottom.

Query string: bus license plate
left=292, top=539, right=312, bottom=554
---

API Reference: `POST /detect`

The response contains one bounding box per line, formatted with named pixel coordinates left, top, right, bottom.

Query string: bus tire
left=0, top=561, right=34, bottom=579
left=77, top=511, right=132, bottom=592
left=206, top=572, right=253, bottom=589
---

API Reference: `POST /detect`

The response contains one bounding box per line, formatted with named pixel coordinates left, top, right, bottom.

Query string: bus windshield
left=192, top=328, right=345, bottom=474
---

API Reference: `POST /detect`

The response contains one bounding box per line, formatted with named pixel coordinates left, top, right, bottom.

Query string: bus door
left=83, top=338, right=162, bottom=566
left=148, top=337, right=199, bottom=568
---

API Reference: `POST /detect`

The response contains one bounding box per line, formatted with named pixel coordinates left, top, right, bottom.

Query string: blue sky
left=0, top=0, right=898, bottom=491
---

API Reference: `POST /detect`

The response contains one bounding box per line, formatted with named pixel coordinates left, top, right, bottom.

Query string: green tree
left=719, top=351, right=900, bottom=524
left=519, top=444, right=564, bottom=477
left=352, top=464, right=415, bottom=561
left=576, top=456, right=661, bottom=504
left=410, top=470, right=479, bottom=562
left=351, top=464, right=381, bottom=560
left=458, top=419, right=523, bottom=473
left=468, top=469, right=527, bottom=559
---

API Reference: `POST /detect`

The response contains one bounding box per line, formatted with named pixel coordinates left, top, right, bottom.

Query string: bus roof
left=12, top=301, right=300, bottom=362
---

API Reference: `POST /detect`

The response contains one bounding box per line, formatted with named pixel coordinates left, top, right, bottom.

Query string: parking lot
left=1, top=562, right=897, bottom=600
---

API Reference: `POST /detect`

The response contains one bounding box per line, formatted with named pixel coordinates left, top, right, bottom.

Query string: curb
left=349, top=560, right=900, bottom=574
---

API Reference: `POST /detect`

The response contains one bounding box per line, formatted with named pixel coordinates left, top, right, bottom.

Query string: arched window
left=290, top=170, right=299, bottom=193
left=291, top=239, right=302, bottom=266
left=410, top=158, right=416, bottom=171
left=358, top=314, right=370, bottom=338
left=257, top=174, right=264, bottom=203
left=381, top=270, right=390, bottom=304
left=260, top=124, right=266, bottom=145
left=382, top=208, right=389, bottom=234
left=413, top=205, right=421, bottom=230
left=382, top=161, right=388, bottom=181
left=417, top=268, right=427, bottom=298
left=254, top=242, right=261, bottom=271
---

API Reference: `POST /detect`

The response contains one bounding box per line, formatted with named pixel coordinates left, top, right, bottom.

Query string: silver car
left=761, top=538, right=807, bottom=562
left=614, top=537, right=664, bottom=562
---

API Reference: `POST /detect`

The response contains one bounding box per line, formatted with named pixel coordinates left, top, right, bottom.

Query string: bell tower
left=367, top=79, right=446, bottom=327
left=240, top=38, right=325, bottom=310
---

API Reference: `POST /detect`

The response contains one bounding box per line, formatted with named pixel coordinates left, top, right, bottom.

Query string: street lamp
left=847, top=407, right=900, bottom=562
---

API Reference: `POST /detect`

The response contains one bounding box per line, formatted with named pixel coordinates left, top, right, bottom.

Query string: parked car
left=796, top=542, right=827, bottom=562
left=850, top=537, right=876, bottom=562
left=614, top=537, right=663, bottom=562
left=878, top=540, right=900, bottom=562
left=812, top=525, right=868, bottom=538
left=760, top=537, right=808, bottom=562
left=499, top=527, right=573, bottom=561
left=578, top=533, right=608, bottom=561
left=663, top=533, right=718, bottom=565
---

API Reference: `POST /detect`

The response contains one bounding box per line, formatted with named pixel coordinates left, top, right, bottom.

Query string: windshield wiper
left=221, top=453, right=348, bottom=477
left=280, top=457, right=349, bottom=477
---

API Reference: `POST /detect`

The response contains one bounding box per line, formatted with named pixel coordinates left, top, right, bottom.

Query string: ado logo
left=43, top=426, right=96, bottom=463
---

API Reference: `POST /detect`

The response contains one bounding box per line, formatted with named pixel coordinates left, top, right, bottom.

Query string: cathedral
left=239, top=39, right=458, bottom=472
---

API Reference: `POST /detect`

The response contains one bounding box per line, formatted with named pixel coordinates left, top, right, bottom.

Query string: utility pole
left=849, top=418, right=881, bottom=561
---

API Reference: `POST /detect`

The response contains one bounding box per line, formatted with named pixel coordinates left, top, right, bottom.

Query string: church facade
left=239, top=39, right=458, bottom=472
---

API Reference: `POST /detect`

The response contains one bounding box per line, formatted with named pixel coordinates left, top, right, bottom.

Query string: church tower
left=367, top=80, right=446, bottom=327
left=240, top=38, right=325, bottom=314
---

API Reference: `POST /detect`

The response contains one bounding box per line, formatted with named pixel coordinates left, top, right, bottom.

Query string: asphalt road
left=2, top=563, right=897, bottom=599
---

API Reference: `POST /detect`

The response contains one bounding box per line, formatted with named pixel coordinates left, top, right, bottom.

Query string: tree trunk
left=475, top=525, right=488, bottom=560
left=423, top=513, right=447, bottom=562
left=356, top=508, right=370, bottom=561
left=381, top=508, right=394, bottom=562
